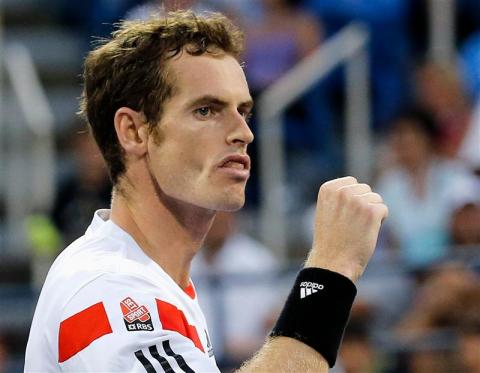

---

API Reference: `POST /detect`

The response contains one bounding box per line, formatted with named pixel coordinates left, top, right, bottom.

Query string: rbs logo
left=120, top=297, right=154, bottom=332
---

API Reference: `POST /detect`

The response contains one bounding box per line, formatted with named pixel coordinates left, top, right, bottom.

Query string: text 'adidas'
left=300, top=281, right=324, bottom=299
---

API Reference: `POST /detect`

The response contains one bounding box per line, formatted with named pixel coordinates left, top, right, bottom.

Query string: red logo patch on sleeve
left=120, top=297, right=154, bottom=332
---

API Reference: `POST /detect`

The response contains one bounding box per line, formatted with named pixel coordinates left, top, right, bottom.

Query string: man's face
left=146, top=52, right=254, bottom=211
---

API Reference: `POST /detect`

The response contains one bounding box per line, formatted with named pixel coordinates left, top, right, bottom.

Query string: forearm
left=236, top=337, right=328, bottom=373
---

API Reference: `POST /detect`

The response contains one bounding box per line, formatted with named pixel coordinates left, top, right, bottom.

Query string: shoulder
left=33, top=255, right=214, bottom=371
left=40, top=231, right=164, bottom=319
left=54, top=271, right=215, bottom=371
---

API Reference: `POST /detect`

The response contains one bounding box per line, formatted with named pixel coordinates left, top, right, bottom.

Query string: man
left=25, top=11, right=387, bottom=372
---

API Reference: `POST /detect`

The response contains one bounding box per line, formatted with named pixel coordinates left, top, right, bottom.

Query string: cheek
left=161, top=139, right=210, bottom=181
left=154, top=118, right=223, bottom=179
left=181, top=145, right=209, bottom=174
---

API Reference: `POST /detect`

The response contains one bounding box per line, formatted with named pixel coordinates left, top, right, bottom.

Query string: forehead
left=167, top=51, right=251, bottom=104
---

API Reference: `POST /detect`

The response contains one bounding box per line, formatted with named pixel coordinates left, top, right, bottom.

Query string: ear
left=114, top=107, right=149, bottom=157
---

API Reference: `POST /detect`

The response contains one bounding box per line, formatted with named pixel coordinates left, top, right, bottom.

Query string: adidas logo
left=300, top=281, right=324, bottom=299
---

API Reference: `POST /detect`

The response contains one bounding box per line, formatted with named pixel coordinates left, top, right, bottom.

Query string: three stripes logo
left=135, top=340, right=194, bottom=373
left=300, top=281, right=324, bottom=299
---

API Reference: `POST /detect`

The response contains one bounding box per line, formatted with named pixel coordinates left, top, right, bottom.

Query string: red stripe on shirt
left=184, top=281, right=196, bottom=300
left=156, top=299, right=204, bottom=352
left=58, top=302, right=113, bottom=362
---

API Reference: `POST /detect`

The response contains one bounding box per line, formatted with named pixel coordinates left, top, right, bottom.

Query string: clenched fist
left=306, top=176, right=388, bottom=282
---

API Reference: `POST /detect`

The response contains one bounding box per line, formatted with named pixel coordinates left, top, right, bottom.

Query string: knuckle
left=352, top=195, right=364, bottom=209
left=360, top=183, right=372, bottom=193
left=371, top=192, right=383, bottom=203
left=370, top=204, right=387, bottom=220
left=382, top=204, right=389, bottom=218
left=319, top=182, right=330, bottom=194
left=365, top=206, right=378, bottom=221
left=338, top=187, right=351, bottom=202
left=318, top=185, right=330, bottom=200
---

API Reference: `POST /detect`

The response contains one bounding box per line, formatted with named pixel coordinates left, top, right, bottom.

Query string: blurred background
left=0, top=0, right=479, bottom=372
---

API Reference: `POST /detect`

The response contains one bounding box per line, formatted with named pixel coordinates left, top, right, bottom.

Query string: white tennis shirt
left=25, top=210, right=218, bottom=372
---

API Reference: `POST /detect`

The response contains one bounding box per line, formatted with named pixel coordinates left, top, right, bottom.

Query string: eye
left=240, top=110, right=253, bottom=123
left=194, top=106, right=211, bottom=117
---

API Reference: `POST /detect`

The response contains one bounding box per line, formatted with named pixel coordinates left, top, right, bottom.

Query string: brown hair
left=80, top=10, right=244, bottom=184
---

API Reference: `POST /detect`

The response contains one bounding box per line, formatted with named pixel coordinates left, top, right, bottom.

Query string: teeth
left=223, top=161, right=244, bottom=169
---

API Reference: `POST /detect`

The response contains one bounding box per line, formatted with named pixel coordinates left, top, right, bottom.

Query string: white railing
left=257, top=23, right=370, bottom=258
left=2, top=43, right=55, bottom=251
left=429, top=0, right=456, bottom=63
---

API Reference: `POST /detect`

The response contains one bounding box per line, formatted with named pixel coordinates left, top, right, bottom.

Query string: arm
left=237, top=337, right=329, bottom=372
left=237, top=177, right=388, bottom=372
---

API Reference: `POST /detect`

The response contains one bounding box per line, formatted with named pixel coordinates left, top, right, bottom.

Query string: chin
left=194, top=181, right=247, bottom=211
left=211, top=191, right=245, bottom=212
left=213, top=196, right=245, bottom=212
left=219, top=201, right=244, bottom=212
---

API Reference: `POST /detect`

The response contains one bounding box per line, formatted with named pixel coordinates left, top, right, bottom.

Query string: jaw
left=198, top=184, right=246, bottom=212
left=144, top=158, right=248, bottom=215
left=194, top=175, right=248, bottom=212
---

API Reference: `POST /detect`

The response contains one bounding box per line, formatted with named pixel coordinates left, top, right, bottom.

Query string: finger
left=358, top=192, right=383, bottom=204
left=321, top=176, right=358, bottom=191
left=338, top=183, right=372, bottom=196
left=371, top=203, right=389, bottom=221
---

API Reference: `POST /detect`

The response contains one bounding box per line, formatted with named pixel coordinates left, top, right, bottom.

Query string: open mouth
left=218, top=154, right=250, bottom=171
left=222, top=160, right=246, bottom=170
left=218, top=154, right=251, bottom=179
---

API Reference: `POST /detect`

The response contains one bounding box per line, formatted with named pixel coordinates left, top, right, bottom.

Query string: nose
left=226, top=111, right=254, bottom=146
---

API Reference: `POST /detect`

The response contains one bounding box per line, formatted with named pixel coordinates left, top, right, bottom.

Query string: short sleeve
left=58, top=273, right=219, bottom=372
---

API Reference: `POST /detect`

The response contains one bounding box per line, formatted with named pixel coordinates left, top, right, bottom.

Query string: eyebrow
left=185, top=95, right=254, bottom=111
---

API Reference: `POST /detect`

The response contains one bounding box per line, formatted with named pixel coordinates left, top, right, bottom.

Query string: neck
left=110, top=177, right=215, bottom=289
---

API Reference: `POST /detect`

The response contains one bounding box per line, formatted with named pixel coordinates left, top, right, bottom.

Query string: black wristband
left=270, top=268, right=357, bottom=368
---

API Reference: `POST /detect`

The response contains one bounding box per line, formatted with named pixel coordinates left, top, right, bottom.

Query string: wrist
left=305, top=255, right=364, bottom=283
left=270, top=267, right=357, bottom=368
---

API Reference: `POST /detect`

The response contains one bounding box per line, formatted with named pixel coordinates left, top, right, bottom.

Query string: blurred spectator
left=338, top=301, right=382, bottom=373
left=190, top=212, right=281, bottom=369
left=450, top=202, right=480, bottom=246
left=405, top=347, right=458, bottom=373
left=0, top=335, right=7, bottom=373
left=415, top=61, right=473, bottom=158
left=457, top=312, right=480, bottom=373
left=51, top=130, right=111, bottom=246
left=448, top=161, right=480, bottom=247
left=243, top=0, right=322, bottom=92
left=302, top=0, right=411, bottom=128
left=396, top=264, right=480, bottom=372
left=376, top=109, right=476, bottom=269
left=397, top=264, right=477, bottom=336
